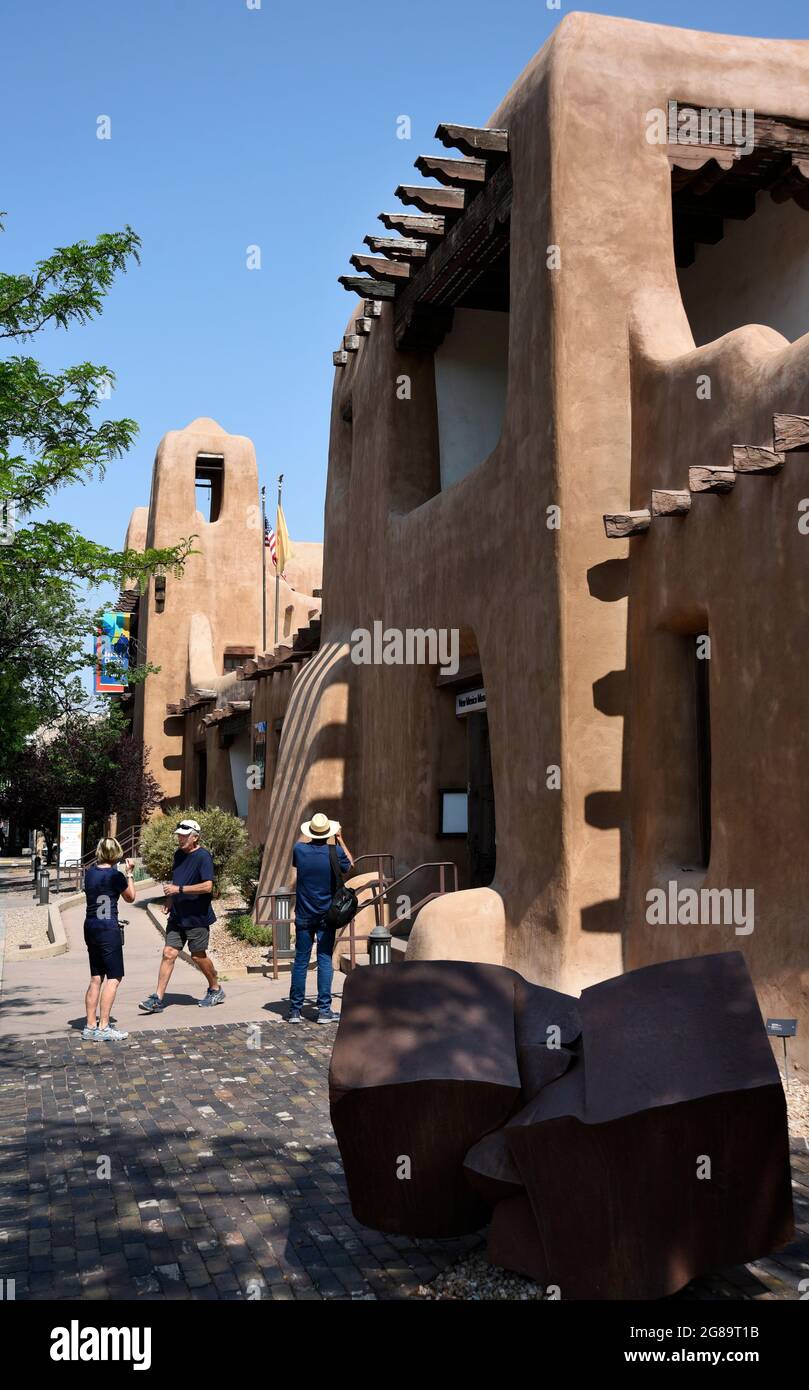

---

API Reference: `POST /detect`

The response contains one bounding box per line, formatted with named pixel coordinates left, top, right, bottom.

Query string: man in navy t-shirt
left=288, top=812, right=353, bottom=1026
left=139, top=818, right=225, bottom=1013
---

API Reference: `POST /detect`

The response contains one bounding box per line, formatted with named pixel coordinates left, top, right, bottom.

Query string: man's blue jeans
left=289, top=916, right=336, bottom=1013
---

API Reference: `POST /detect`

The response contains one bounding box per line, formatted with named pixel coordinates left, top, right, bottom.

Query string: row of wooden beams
left=378, top=211, right=445, bottom=239
left=414, top=154, right=486, bottom=187
left=395, top=183, right=465, bottom=215
left=394, top=157, right=512, bottom=348
left=349, top=253, right=410, bottom=281
left=338, top=275, right=395, bottom=300
left=774, top=413, right=809, bottom=450
left=770, top=155, right=809, bottom=209
left=732, top=445, right=784, bottom=474
left=333, top=295, right=385, bottom=367
left=364, top=235, right=428, bottom=260
left=434, top=122, right=508, bottom=159
left=338, top=124, right=508, bottom=339
left=603, top=414, right=809, bottom=538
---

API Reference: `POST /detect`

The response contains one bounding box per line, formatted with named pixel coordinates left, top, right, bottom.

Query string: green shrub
left=139, top=807, right=248, bottom=896
left=225, top=912, right=273, bottom=947
left=227, top=843, right=263, bottom=910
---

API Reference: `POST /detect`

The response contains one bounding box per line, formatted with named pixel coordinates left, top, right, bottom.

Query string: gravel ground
left=784, top=1076, right=809, bottom=1138
left=207, top=894, right=273, bottom=973
left=414, top=1078, right=809, bottom=1301
left=3, top=901, right=51, bottom=952
left=416, top=1251, right=544, bottom=1300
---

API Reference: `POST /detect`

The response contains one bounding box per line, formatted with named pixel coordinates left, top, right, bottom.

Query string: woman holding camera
left=82, top=837, right=136, bottom=1041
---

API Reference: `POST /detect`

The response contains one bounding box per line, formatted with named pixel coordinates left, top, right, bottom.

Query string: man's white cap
left=175, top=819, right=201, bottom=836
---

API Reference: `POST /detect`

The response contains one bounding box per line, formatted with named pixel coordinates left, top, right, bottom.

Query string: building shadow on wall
left=581, top=559, right=629, bottom=953
left=258, top=642, right=351, bottom=898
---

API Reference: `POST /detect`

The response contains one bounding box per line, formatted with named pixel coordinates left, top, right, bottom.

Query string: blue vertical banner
left=95, top=611, right=130, bottom=694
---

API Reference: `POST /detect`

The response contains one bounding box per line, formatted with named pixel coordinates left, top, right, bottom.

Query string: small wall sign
left=766, top=1018, right=797, bottom=1088
left=766, top=1019, right=797, bottom=1037
left=456, top=687, right=486, bottom=717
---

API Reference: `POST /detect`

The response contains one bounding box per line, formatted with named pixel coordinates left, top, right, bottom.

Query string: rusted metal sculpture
left=330, top=952, right=794, bottom=1296
left=329, top=960, right=521, bottom=1236
left=505, top=952, right=794, bottom=1298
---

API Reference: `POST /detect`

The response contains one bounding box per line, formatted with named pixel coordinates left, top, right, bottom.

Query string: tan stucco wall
left=256, top=13, right=809, bottom=1065
left=127, top=417, right=322, bottom=813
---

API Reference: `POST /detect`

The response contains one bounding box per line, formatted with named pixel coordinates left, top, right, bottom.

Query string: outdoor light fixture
left=273, top=886, right=293, bottom=954
left=368, top=924, right=392, bottom=966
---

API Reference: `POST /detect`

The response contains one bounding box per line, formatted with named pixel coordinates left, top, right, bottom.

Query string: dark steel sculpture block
left=514, top=977, right=581, bottom=1098
left=487, top=1193, right=548, bottom=1284
left=463, top=1128, right=524, bottom=1205
left=329, top=961, right=522, bottom=1235
left=505, top=952, right=794, bottom=1299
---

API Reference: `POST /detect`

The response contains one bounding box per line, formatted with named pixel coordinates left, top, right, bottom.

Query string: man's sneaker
left=288, top=1009, right=302, bottom=1024
left=95, top=1026, right=129, bottom=1041
left=139, top=993, right=164, bottom=1014
left=317, top=1010, right=340, bottom=1025
left=198, top=987, right=225, bottom=1008
left=81, top=1025, right=99, bottom=1040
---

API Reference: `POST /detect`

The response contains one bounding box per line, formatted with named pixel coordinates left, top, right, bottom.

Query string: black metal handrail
left=338, top=862, right=459, bottom=969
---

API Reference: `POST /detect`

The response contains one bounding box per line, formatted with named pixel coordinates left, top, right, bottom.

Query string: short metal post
left=38, top=869, right=50, bottom=906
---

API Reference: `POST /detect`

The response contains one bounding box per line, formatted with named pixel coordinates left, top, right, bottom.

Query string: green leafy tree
left=0, top=215, right=195, bottom=768
left=227, top=843, right=263, bottom=910
left=139, top=807, right=248, bottom=896
left=0, top=705, right=163, bottom=853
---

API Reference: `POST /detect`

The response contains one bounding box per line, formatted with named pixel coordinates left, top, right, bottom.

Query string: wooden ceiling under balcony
left=670, top=107, right=809, bottom=267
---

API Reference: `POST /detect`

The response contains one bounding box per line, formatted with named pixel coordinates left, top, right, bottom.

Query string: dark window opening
left=194, top=746, right=207, bottom=810
left=223, top=646, right=254, bottom=673
left=195, top=453, right=224, bottom=523
left=693, top=636, right=712, bottom=869
left=671, top=104, right=809, bottom=344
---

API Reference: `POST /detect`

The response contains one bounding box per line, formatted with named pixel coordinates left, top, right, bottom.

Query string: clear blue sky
left=2, top=0, right=807, bottom=558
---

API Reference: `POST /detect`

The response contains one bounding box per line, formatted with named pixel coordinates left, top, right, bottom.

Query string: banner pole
left=274, top=473, right=283, bottom=646
left=261, top=485, right=267, bottom=653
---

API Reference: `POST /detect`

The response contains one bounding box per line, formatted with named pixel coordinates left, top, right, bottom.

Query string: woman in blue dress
left=82, top=837, right=136, bottom=1041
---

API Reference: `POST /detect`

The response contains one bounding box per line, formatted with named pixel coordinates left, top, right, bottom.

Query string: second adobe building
left=137, top=13, right=809, bottom=1070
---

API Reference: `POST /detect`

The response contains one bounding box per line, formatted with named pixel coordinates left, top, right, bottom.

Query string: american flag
left=264, top=517, right=277, bottom=567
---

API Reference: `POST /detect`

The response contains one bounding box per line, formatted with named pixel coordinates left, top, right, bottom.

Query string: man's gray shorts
left=165, top=920, right=210, bottom=954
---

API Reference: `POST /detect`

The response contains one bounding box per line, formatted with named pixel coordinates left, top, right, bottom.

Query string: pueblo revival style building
left=120, top=417, right=322, bottom=821
left=250, top=13, right=809, bottom=1069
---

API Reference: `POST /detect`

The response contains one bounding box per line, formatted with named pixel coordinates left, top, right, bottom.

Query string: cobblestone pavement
left=1, top=1020, right=807, bottom=1302
left=0, top=1021, right=479, bottom=1301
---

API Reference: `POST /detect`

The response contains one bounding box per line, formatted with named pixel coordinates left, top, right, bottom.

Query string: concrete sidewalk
left=0, top=885, right=342, bottom=1043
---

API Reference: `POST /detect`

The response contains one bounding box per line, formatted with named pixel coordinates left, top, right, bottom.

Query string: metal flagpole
left=261, top=484, right=267, bottom=653
left=274, top=473, right=284, bottom=646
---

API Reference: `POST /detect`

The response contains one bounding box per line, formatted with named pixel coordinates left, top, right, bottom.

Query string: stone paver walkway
left=0, top=885, right=332, bottom=1042
left=0, top=1022, right=479, bottom=1300
left=1, top=880, right=807, bottom=1302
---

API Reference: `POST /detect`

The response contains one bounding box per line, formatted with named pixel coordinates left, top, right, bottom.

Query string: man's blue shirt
left=293, top=842, right=351, bottom=924
left=171, top=847, right=216, bottom=924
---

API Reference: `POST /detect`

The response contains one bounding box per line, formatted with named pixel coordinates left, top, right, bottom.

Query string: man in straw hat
left=288, top=812, right=353, bottom=1025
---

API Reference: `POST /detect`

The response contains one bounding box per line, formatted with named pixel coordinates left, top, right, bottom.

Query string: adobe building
left=120, top=417, right=322, bottom=819
left=254, top=12, right=809, bottom=1069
